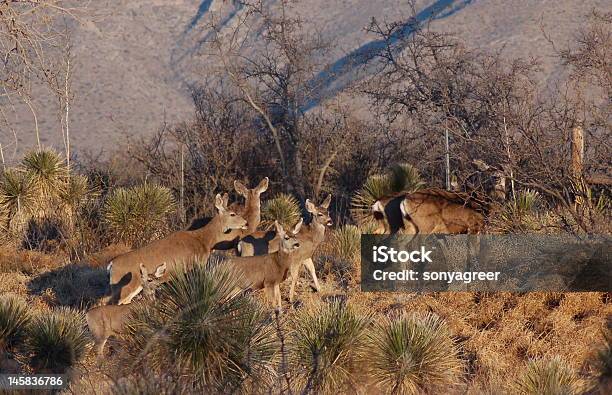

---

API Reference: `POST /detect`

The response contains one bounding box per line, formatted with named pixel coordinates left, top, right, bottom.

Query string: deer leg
left=288, top=262, right=302, bottom=303
left=303, top=258, right=320, bottom=293
left=95, top=338, right=107, bottom=359
left=274, top=283, right=282, bottom=311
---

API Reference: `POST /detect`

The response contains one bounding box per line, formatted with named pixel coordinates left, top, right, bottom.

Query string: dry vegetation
left=0, top=1, right=610, bottom=394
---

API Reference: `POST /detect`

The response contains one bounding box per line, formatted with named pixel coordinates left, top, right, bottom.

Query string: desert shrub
left=21, top=149, right=68, bottom=200
left=366, top=312, right=461, bottom=394
left=261, top=193, right=302, bottom=230
left=513, top=356, right=582, bottom=395
left=122, top=263, right=277, bottom=393
left=0, top=169, right=37, bottom=235
left=330, top=225, right=361, bottom=263
left=289, top=300, right=370, bottom=393
left=103, top=183, right=176, bottom=247
left=0, top=294, right=31, bottom=351
left=351, top=163, right=422, bottom=226
left=26, top=307, right=89, bottom=373
left=494, top=189, right=544, bottom=233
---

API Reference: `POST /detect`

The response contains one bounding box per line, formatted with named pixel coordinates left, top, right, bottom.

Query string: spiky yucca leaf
left=103, top=184, right=175, bottom=246
left=0, top=169, right=37, bottom=234
left=289, top=300, right=370, bottom=393
left=496, top=189, right=543, bottom=233
left=366, top=313, right=461, bottom=394
left=0, top=294, right=31, bottom=351
left=123, top=263, right=277, bottom=393
left=21, top=149, right=68, bottom=198
left=351, top=163, right=423, bottom=226
left=26, top=307, right=89, bottom=373
left=261, top=193, right=301, bottom=230
left=513, top=356, right=582, bottom=395
left=331, top=225, right=362, bottom=263
left=59, top=175, right=97, bottom=212
left=351, top=174, right=393, bottom=227
left=390, top=163, right=424, bottom=193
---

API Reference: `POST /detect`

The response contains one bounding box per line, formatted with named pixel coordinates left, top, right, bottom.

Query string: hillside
left=0, top=0, right=610, bottom=164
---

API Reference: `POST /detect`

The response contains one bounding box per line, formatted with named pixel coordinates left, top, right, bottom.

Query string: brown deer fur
left=108, top=194, right=247, bottom=305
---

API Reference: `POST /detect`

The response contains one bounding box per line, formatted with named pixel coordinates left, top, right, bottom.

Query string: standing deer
left=226, top=220, right=302, bottom=310
left=87, top=262, right=166, bottom=358
left=371, top=188, right=485, bottom=234
left=108, top=194, right=248, bottom=305
left=188, top=177, right=269, bottom=251
left=238, top=195, right=333, bottom=302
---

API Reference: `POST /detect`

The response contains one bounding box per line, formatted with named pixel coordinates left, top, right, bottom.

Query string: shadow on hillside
left=27, top=263, right=110, bottom=309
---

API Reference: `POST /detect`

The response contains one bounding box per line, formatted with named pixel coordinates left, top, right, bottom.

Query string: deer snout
left=326, top=220, right=333, bottom=226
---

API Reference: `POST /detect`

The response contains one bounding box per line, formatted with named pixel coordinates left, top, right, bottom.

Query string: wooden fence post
left=571, top=125, right=584, bottom=179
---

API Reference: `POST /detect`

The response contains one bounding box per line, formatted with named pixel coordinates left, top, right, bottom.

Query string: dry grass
left=0, top=240, right=609, bottom=393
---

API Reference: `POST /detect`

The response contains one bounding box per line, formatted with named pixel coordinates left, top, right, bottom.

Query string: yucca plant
left=261, top=193, right=301, bottom=230
left=0, top=294, right=31, bottom=352
left=366, top=312, right=461, bottom=394
left=123, top=263, right=277, bottom=393
left=0, top=169, right=37, bottom=234
left=26, top=307, right=89, bottom=373
left=513, top=356, right=582, bottom=395
left=103, top=183, right=176, bottom=246
left=21, top=149, right=68, bottom=199
left=331, top=225, right=362, bottom=263
left=351, top=163, right=423, bottom=227
left=289, top=300, right=370, bottom=393
left=496, top=189, right=542, bottom=233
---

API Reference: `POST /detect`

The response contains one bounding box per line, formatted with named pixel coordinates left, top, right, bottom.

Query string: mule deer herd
left=88, top=178, right=486, bottom=356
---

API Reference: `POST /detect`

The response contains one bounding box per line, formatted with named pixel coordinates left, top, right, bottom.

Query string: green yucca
left=351, top=163, right=423, bottom=226
left=331, top=225, right=362, bottom=263
left=497, top=189, right=542, bottom=233
left=0, top=294, right=31, bottom=351
left=0, top=169, right=37, bottom=232
left=366, top=313, right=461, bottom=394
left=26, top=307, right=89, bottom=373
left=261, top=193, right=302, bottom=230
left=289, top=300, right=370, bottom=393
left=103, top=183, right=176, bottom=246
left=513, top=356, right=582, bottom=395
left=21, top=149, right=68, bottom=199
left=123, top=263, right=277, bottom=393
left=59, top=175, right=96, bottom=212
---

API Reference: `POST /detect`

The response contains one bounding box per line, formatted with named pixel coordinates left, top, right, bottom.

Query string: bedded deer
left=188, top=177, right=269, bottom=251
left=108, top=194, right=248, bottom=305
left=225, top=220, right=302, bottom=310
left=87, top=262, right=166, bottom=358
left=237, top=195, right=333, bottom=303
left=371, top=188, right=485, bottom=234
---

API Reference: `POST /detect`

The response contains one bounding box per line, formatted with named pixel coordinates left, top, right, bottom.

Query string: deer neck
left=305, top=220, right=326, bottom=245
left=275, top=247, right=294, bottom=270
left=192, top=214, right=226, bottom=250
left=244, top=196, right=261, bottom=232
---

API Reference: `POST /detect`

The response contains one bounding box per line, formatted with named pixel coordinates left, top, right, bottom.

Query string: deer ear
left=234, top=180, right=248, bottom=197
left=215, top=194, right=225, bottom=212
left=274, top=220, right=284, bottom=236
left=305, top=199, right=316, bottom=213
left=292, top=218, right=303, bottom=234
left=256, top=177, right=269, bottom=193
left=321, top=194, right=331, bottom=209
left=154, top=262, right=167, bottom=278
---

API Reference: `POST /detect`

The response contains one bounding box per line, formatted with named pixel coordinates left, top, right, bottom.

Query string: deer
left=187, top=177, right=269, bottom=251
left=225, top=220, right=302, bottom=310
left=108, top=193, right=248, bottom=305
left=237, top=195, right=333, bottom=303
left=87, top=262, right=166, bottom=358
left=371, top=188, right=485, bottom=234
